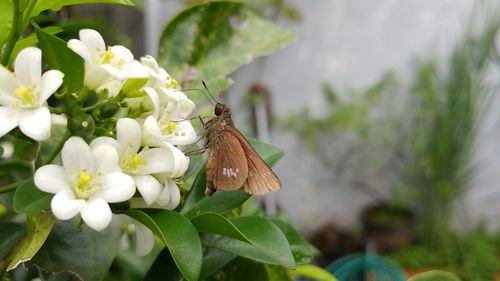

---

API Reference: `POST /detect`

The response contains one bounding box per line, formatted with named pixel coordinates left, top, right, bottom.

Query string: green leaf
left=35, top=25, right=84, bottom=93
left=294, top=265, right=338, bottom=281
left=205, top=257, right=293, bottom=281
left=31, top=0, right=134, bottom=18
left=205, top=236, right=278, bottom=265
left=191, top=213, right=295, bottom=269
left=0, top=1, right=13, bottom=52
left=6, top=211, right=54, bottom=271
left=0, top=222, right=25, bottom=259
left=144, top=248, right=182, bottom=281
left=9, top=26, right=62, bottom=65
left=199, top=248, right=235, bottom=280
left=183, top=190, right=251, bottom=219
left=13, top=179, right=51, bottom=213
left=407, top=270, right=460, bottom=281
left=126, top=209, right=202, bottom=281
left=270, top=218, right=319, bottom=264
left=32, top=219, right=121, bottom=281
left=182, top=138, right=283, bottom=214
left=158, top=1, right=295, bottom=103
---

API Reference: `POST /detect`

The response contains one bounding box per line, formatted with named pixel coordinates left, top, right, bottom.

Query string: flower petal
left=164, top=180, right=180, bottom=210
left=132, top=219, right=155, bottom=256
left=14, top=47, right=41, bottom=86
left=79, top=29, right=106, bottom=61
left=81, top=197, right=112, bottom=231
left=143, top=87, right=160, bottom=119
left=138, top=147, right=173, bottom=174
left=62, top=137, right=94, bottom=175
left=0, top=67, right=19, bottom=105
left=51, top=190, right=84, bottom=220
left=92, top=144, right=120, bottom=175
left=163, top=142, right=190, bottom=177
left=19, top=107, right=51, bottom=141
left=34, top=164, right=71, bottom=194
left=38, top=70, right=64, bottom=105
left=84, top=62, right=112, bottom=90
left=164, top=120, right=198, bottom=146
left=117, top=118, right=141, bottom=155
left=90, top=136, right=120, bottom=152
left=67, top=39, right=91, bottom=61
left=133, top=175, right=161, bottom=205
left=0, top=106, right=21, bottom=138
left=93, top=172, right=135, bottom=202
left=141, top=116, right=164, bottom=147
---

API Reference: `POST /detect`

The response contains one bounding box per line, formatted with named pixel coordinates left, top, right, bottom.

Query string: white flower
left=34, top=137, right=135, bottom=231
left=68, top=29, right=148, bottom=91
left=119, top=215, right=155, bottom=256
left=0, top=141, right=14, bottom=159
left=0, top=47, right=63, bottom=141
left=91, top=118, right=189, bottom=205
left=133, top=56, right=194, bottom=119
left=142, top=102, right=198, bottom=147
left=129, top=177, right=182, bottom=210
left=141, top=55, right=173, bottom=89
left=155, top=177, right=181, bottom=209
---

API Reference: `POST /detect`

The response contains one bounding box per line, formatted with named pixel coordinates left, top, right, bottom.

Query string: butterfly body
left=204, top=103, right=281, bottom=196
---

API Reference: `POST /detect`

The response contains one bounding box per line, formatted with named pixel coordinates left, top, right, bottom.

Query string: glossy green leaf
left=126, top=209, right=202, bottom=281
left=13, top=179, right=51, bottom=213
left=31, top=0, right=134, bottom=17
left=205, top=257, right=293, bottom=281
left=294, top=265, right=338, bottom=281
left=205, top=236, right=277, bottom=265
left=35, top=25, right=84, bottom=93
left=199, top=248, right=236, bottom=280
left=144, top=248, right=182, bottom=281
left=407, top=270, right=460, bottom=281
left=158, top=1, right=295, bottom=103
left=6, top=211, right=54, bottom=271
left=271, top=218, right=319, bottom=264
left=32, top=219, right=121, bottom=281
left=192, top=213, right=295, bottom=269
left=0, top=222, right=25, bottom=259
left=0, top=1, right=13, bottom=52
left=182, top=138, right=283, bottom=214
left=9, top=26, right=62, bottom=65
left=183, top=191, right=251, bottom=219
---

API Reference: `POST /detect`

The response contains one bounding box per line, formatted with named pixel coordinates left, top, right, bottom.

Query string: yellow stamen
left=102, top=50, right=115, bottom=64
left=15, top=86, right=29, bottom=98
left=122, top=153, right=147, bottom=174
left=15, top=86, right=36, bottom=107
left=79, top=172, right=92, bottom=185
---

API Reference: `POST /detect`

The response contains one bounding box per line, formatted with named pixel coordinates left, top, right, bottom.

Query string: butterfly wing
left=227, top=126, right=281, bottom=195
left=206, top=131, right=249, bottom=192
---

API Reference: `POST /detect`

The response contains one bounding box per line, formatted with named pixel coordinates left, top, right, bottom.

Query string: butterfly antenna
left=202, top=80, right=219, bottom=104
left=182, top=88, right=215, bottom=105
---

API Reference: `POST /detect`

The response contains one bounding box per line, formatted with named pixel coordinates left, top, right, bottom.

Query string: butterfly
left=203, top=102, right=281, bottom=196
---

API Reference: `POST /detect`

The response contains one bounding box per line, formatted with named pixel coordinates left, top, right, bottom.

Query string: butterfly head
left=214, top=103, right=229, bottom=116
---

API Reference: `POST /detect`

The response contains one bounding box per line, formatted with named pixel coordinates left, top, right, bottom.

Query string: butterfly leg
left=205, top=181, right=216, bottom=196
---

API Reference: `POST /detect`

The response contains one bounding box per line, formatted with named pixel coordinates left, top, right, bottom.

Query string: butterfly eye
left=214, top=103, right=224, bottom=116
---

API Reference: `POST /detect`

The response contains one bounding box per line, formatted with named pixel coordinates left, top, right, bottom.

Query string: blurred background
left=55, top=0, right=500, bottom=279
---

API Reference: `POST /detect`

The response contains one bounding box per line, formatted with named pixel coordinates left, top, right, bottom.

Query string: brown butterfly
left=203, top=102, right=281, bottom=197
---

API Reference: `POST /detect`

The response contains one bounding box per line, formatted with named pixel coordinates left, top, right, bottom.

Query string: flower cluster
left=0, top=29, right=198, bottom=232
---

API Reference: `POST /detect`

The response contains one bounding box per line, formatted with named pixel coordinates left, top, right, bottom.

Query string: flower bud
left=99, top=101, right=121, bottom=118
left=69, top=114, right=95, bottom=137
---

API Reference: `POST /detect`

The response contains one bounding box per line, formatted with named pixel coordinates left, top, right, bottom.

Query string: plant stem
left=42, top=131, right=71, bottom=166
left=0, top=179, right=27, bottom=194
left=20, top=0, right=37, bottom=30
left=1, top=0, right=21, bottom=66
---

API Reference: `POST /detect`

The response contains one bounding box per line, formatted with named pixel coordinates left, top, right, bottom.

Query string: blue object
left=325, top=253, right=406, bottom=281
